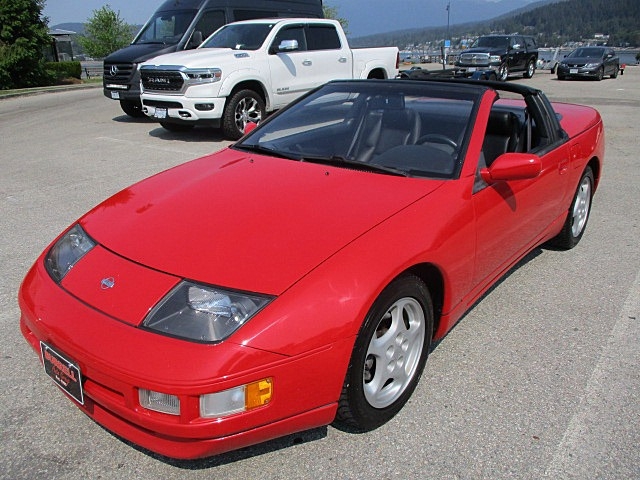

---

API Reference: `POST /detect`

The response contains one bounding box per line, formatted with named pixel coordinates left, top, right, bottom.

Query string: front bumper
left=141, top=94, right=227, bottom=126
left=18, top=258, right=348, bottom=459
left=454, top=64, right=500, bottom=77
left=557, top=65, right=601, bottom=78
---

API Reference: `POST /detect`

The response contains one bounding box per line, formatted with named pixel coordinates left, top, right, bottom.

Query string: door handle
left=302, top=60, right=312, bottom=66
left=338, top=57, right=347, bottom=63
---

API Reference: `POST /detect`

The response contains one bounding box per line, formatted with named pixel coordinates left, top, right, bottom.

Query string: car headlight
left=143, top=281, right=273, bottom=342
left=584, top=63, right=599, bottom=68
left=45, top=224, right=96, bottom=282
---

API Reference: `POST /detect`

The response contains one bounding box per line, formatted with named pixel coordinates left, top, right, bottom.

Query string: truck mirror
left=278, top=39, right=299, bottom=52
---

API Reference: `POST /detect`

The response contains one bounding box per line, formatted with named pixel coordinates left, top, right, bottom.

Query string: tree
left=77, top=5, right=134, bottom=58
left=0, top=0, right=54, bottom=89
left=323, top=5, right=349, bottom=35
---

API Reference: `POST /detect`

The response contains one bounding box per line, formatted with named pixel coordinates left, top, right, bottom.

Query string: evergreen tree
left=77, top=5, right=135, bottom=59
left=0, top=0, right=54, bottom=89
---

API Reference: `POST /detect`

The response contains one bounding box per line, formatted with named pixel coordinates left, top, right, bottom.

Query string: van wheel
left=119, top=100, right=146, bottom=118
left=222, top=89, right=265, bottom=140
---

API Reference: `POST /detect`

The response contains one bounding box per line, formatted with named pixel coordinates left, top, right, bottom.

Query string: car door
left=509, top=36, right=526, bottom=71
left=471, top=102, right=570, bottom=290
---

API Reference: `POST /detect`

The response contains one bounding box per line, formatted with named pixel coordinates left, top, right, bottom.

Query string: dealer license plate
left=110, top=91, right=120, bottom=99
left=40, top=342, right=84, bottom=405
left=570, top=68, right=579, bottom=74
left=154, top=108, right=167, bottom=119
left=468, top=67, right=477, bottom=72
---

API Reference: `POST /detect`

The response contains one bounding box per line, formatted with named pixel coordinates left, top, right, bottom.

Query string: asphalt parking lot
left=0, top=68, right=638, bottom=480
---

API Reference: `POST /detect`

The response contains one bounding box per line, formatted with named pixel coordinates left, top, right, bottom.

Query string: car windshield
left=200, top=23, right=275, bottom=50
left=235, top=81, right=481, bottom=179
left=568, top=47, right=605, bottom=59
left=473, top=36, right=509, bottom=49
left=134, top=10, right=197, bottom=45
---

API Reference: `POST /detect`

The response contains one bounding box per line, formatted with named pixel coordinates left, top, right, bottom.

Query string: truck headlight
left=143, top=281, right=272, bottom=342
left=184, top=68, right=222, bottom=85
left=489, top=55, right=501, bottom=63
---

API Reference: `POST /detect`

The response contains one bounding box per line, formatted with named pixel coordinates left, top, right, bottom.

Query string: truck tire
left=119, top=99, right=146, bottom=118
left=498, top=63, right=509, bottom=81
left=222, top=89, right=265, bottom=140
left=523, top=59, right=536, bottom=78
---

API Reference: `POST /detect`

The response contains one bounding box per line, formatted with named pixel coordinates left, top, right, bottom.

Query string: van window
left=306, top=25, right=341, bottom=50
left=194, top=10, right=226, bottom=40
left=135, top=10, right=198, bottom=45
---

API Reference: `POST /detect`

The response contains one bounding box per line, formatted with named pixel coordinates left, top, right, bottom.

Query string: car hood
left=560, top=56, right=603, bottom=66
left=80, top=149, right=442, bottom=295
left=463, top=46, right=506, bottom=55
left=141, top=48, right=248, bottom=69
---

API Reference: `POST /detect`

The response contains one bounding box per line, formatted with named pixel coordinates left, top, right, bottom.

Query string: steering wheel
left=416, top=134, right=458, bottom=150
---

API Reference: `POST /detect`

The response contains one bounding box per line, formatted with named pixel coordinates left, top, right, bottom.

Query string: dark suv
left=455, top=34, right=538, bottom=81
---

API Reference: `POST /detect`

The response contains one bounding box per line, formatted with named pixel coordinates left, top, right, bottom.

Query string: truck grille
left=103, top=62, right=134, bottom=82
left=459, top=53, right=490, bottom=66
left=141, top=70, right=185, bottom=93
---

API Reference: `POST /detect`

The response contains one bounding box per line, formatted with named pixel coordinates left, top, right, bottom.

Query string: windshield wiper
left=233, top=143, right=302, bottom=160
left=300, top=155, right=408, bottom=177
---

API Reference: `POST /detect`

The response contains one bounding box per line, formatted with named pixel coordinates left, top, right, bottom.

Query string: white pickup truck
left=139, top=18, right=399, bottom=139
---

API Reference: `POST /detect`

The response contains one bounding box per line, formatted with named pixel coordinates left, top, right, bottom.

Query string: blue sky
left=43, top=0, right=542, bottom=38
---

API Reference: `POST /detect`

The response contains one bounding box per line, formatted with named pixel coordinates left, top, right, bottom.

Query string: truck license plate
left=110, top=91, right=120, bottom=99
left=154, top=108, right=167, bottom=119
left=41, top=342, right=84, bottom=405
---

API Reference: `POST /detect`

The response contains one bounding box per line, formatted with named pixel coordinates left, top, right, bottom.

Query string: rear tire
left=335, top=274, right=433, bottom=431
left=523, top=60, right=535, bottom=78
left=549, top=166, right=594, bottom=250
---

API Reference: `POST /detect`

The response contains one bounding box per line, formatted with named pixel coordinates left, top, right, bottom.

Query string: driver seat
left=354, top=108, right=422, bottom=163
left=482, top=110, right=521, bottom=166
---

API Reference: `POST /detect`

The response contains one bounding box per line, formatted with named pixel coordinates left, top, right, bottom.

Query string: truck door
left=510, top=36, right=526, bottom=71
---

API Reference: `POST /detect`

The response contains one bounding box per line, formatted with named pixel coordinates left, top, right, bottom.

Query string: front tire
left=119, top=99, right=145, bottom=118
left=498, top=63, right=509, bottom=81
left=222, top=89, right=265, bottom=140
left=335, top=275, right=433, bottom=431
left=549, top=166, right=594, bottom=250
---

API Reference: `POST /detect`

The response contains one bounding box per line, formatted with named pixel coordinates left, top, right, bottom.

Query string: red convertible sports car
left=19, top=78, right=603, bottom=459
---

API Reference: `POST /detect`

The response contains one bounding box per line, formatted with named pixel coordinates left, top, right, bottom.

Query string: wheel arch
left=226, top=80, right=270, bottom=110
left=404, top=263, right=445, bottom=337
left=366, top=68, right=387, bottom=79
left=587, top=156, right=602, bottom=191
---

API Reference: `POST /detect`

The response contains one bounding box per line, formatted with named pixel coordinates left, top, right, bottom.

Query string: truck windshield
left=201, top=23, right=275, bottom=50
left=134, top=10, right=198, bottom=45
left=473, top=37, right=509, bottom=49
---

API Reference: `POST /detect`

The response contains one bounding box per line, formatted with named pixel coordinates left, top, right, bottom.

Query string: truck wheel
left=119, top=99, right=146, bottom=118
left=498, top=63, right=509, bottom=81
left=222, top=89, right=265, bottom=140
left=523, top=60, right=535, bottom=78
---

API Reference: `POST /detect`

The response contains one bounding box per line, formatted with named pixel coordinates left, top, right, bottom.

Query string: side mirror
left=277, top=39, right=299, bottom=52
left=480, top=153, right=541, bottom=184
left=190, top=30, right=203, bottom=48
left=243, top=121, right=259, bottom=135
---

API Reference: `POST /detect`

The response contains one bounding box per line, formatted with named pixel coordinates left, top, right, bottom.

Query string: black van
left=103, top=0, right=324, bottom=117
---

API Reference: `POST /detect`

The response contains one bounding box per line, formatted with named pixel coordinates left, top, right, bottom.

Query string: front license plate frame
left=570, top=68, right=579, bottom=74
left=154, top=107, right=167, bottom=119
left=110, top=91, right=120, bottom=99
left=40, top=342, right=84, bottom=405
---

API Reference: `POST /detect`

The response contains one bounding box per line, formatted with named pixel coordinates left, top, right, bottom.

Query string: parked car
left=557, top=46, right=620, bottom=81
left=20, top=77, right=603, bottom=460
left=140, top=18, right=399, bottom=139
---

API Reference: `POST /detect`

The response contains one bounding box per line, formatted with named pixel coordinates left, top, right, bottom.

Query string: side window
left=271, top=26, right=307, bottom=52
left=193, top=10, right=226, bottom=40
left=525, top=37, right=536, bottom=49
left=306, top=25, right=342, bottom=51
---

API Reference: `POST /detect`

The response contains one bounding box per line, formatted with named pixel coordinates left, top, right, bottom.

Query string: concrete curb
left=0, top=82, right=102, bottom=100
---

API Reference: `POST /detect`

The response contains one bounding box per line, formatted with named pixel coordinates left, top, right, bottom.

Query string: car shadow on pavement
left=112, top=115, right=155, bottom=123
left=148, top=126, right=228, bottom=143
